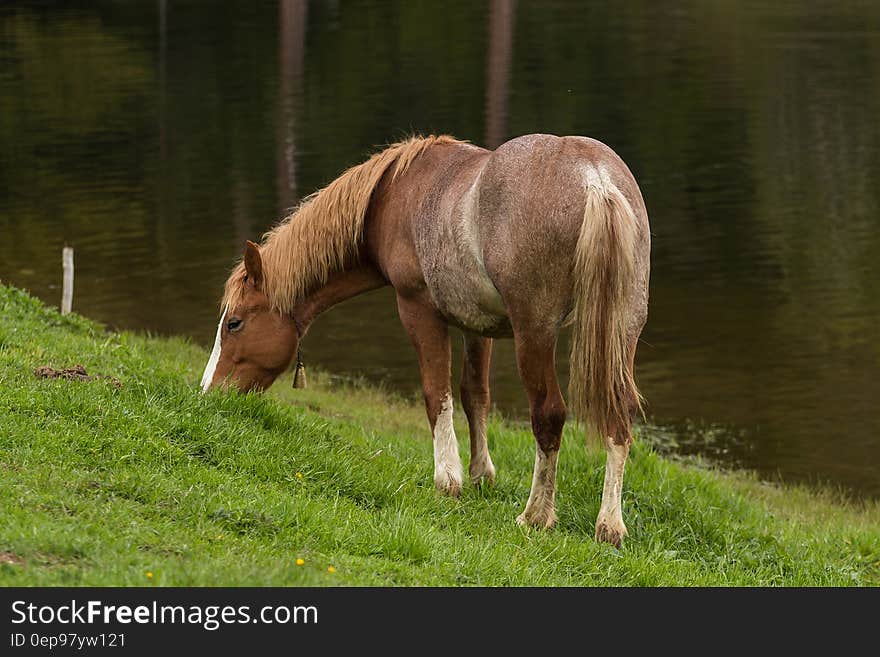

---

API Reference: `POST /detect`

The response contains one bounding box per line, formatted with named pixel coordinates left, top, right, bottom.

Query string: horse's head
left=200, top=241, right=299, bottom=393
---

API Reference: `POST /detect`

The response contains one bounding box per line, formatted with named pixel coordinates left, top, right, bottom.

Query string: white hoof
left=516, top=506, right=557, bottom=529
left=469, top=456, right=496, bottom=487
left=595, top=514, right=627, bottom=548
left=434, top=465, right=463, bottom=497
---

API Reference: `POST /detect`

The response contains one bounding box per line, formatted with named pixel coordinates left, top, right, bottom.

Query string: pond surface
left=2, top=1, right=879, bottom=496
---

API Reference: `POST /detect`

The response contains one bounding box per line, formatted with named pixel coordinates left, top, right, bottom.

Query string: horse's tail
left=569, top=172, right=643, bottom=443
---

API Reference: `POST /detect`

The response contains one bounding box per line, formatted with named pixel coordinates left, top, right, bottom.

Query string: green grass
left=0, top=283, right=878, bottom=586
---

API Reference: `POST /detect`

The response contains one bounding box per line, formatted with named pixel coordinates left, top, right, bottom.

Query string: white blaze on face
left=433, top=394, right=463, bottom=495
left=200, top=306, right=227, bottom=392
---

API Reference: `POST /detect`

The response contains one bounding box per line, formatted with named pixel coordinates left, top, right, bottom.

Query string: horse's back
left=479, top=134, right=647, bottom=253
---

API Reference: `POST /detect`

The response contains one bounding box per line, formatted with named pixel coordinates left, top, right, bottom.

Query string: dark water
left=2, top=1, right=879, bottom=496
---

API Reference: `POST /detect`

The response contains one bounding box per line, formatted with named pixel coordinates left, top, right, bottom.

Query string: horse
left=201, top=134, right=650, bottom=547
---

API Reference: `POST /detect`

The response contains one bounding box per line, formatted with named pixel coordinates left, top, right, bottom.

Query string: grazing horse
left=201, top=134, right=650, bottom=546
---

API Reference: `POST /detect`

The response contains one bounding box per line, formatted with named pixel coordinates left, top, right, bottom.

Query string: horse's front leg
left=397, top=294, right=463, bottom=497
left=461, top=335, right=496, bottom=486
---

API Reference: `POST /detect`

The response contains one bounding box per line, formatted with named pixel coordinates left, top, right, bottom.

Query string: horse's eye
left=226, top=318, right=243, bottom=332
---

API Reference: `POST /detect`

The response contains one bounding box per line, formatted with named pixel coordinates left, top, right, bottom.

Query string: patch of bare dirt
left=34, top=365, right=122, bottom=389
left=0, top=552, right=24, bottom=566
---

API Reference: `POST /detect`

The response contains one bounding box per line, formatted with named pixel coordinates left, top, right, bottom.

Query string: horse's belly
left=439, top=296, right=512, bottom=337
left=426, top=262, right=510, bottom=336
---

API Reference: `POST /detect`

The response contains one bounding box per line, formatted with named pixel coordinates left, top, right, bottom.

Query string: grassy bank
left=0, top=283, right=878, bottom=586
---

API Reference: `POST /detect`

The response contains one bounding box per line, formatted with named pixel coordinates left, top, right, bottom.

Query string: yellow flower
left=327, top=566, right=336, bottom=574
left=146, top=571, right=153, bottom=579
left=295, top=558, right=305, bottom=566
left=295, top=472, right=303, bottom=480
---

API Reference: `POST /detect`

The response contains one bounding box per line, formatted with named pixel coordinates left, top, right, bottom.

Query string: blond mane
left=222, top=134, right=460, bottom=314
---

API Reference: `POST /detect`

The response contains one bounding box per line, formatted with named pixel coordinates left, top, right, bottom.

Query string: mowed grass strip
left=0, top=283, right=878, bottom=586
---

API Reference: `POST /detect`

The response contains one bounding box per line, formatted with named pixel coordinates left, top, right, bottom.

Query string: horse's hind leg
left=461, top=335, right=496, bottom=486
left=594, top=337, right=639, bottom=547
left=595, top=435, right=630, bottom=547
left=512, top=330, right=566, bottom=528
left=396, top=294, right=463, bottom=496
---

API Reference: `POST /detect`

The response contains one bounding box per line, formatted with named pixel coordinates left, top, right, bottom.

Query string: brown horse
left=201, top=134, right=650, bottom=547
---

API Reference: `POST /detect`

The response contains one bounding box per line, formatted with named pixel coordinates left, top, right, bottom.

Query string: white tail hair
left=569, top=168, right=643, bottom=442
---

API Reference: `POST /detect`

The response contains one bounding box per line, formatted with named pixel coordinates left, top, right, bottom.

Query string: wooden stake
left=61, top=246, right=74, bottom=315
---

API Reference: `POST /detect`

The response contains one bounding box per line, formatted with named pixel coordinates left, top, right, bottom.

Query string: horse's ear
left=244, top=240, right=263, bottom=286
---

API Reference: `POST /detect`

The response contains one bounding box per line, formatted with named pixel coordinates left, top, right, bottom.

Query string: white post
left=61, top=246, right=74, bottom=315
